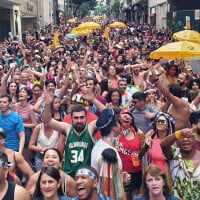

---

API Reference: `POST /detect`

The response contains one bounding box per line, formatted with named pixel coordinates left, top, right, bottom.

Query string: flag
left=53, top=31, right=60, bottom=47
left=103, top=27, right=109, bottom=38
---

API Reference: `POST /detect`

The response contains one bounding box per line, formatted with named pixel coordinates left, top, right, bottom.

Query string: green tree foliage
left=111, top=0, right=120, bottom=13
left=65, top=0, right=97, bottom=17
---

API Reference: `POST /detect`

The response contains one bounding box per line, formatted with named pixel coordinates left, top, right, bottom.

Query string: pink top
left=14, top=103, right=32, bottom=124
left=150, top=135, right=166, bottom=173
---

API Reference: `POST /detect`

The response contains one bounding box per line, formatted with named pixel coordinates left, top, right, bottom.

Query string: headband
left=0, top=161, right=12, bottom=168
left=75, top=168, right=97, bottom=180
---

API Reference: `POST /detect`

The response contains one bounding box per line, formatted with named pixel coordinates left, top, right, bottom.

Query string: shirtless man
left=148, top=63, right=190, bottom=129
left=0, top=130, right=33, bottom=179
left=132, top=63, right=149, bottom=89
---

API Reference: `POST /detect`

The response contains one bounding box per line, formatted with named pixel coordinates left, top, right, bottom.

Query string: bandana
left=75, top=168, right=97, bottom=180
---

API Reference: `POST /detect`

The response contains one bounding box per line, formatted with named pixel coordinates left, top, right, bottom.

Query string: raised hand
left=42, top=91, right=54, bottom=105
left=81, top=87, right=95, bottom=102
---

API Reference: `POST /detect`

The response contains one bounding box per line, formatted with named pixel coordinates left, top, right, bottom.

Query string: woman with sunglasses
left=116, top=108, right=145, bottom=200
left=139, top=112, right=175, bottom=176
left=134, top=165, right=180, bottom=200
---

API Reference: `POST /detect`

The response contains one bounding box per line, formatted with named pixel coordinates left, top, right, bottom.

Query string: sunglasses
left=157, top=119, right=167, bottom=124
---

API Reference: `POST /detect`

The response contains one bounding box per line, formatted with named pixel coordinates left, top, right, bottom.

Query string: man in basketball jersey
left=42, top=89, right=105, bottom=177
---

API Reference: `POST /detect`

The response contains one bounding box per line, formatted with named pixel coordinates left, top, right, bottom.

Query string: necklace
left=103, top=136, right=123, bottom=146
left=122, top=128, right=131, bottom=136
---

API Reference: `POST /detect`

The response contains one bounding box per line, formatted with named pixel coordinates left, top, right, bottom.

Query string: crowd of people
left=0, top=19, right=200, bottom=200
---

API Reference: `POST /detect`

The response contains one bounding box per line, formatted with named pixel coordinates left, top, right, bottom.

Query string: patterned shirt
left=169, top=147, right=200, bottom=199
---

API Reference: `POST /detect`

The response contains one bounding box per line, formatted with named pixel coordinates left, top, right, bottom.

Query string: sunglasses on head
left=157, top=119, right=167, bottom=124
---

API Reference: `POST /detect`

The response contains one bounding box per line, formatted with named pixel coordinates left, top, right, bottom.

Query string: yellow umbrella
left=149, top=41, right=200, bottom=60
left=68, top=19, right=76, bottom=23
left=173, top=30, right=200, bottom=44
left=71, top=27, right=93, bottom=36
left=110, top=22, right=126, bottom=28
left=76, top=22, right=101, bottom=30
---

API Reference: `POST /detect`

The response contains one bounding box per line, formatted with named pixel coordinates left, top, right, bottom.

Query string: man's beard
left=178, top=81, right=184, bottom=86
left=74, top=123, right=85, bottom=133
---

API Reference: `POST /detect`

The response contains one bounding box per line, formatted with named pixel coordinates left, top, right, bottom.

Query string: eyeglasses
left=156, top=119, right=167, bottom=124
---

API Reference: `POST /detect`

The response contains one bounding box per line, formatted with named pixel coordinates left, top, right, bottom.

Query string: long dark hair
left=106, top=88, right=122, bottom=106
left=32, top=167, right=64, bottom=199
left=152, top=112, right=175, bottom=138
left=7, top=81, right=19, bottom=99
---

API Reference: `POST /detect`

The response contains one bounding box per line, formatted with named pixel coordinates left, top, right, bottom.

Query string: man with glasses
left=131, top=92, right=159, bottom=134
left=0, top=129, right=33, bottom=179
left=0, top=151, right=30, bottom=200
left=161, top=127, right=200, bottom=199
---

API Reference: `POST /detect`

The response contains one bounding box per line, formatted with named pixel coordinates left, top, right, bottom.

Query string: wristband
left=175, top=130, right=182, bottom=140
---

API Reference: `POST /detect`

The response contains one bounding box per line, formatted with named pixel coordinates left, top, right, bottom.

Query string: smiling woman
left=32, top=167, right=67, bottom=200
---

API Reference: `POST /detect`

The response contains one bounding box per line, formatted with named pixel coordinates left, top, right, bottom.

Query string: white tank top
left=37, top=123, right=59, bottom=149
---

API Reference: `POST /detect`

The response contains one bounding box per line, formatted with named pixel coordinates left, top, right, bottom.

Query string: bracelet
left=175, top=130, right=182, bottom=140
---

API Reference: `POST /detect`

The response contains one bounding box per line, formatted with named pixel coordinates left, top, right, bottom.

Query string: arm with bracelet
left=160, top=131, right=182, bottom=160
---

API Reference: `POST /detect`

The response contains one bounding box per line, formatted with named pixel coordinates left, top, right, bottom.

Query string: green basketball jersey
left=62, top=124, right=94, bottom=177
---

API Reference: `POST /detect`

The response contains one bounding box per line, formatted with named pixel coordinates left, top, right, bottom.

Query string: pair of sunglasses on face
left=156, top=119, right=167, bottom=124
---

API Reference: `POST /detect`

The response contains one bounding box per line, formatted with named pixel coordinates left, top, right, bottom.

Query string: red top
left=117, top=127, right=142, bottom=173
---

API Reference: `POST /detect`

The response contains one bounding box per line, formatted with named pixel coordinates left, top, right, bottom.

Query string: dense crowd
left=0, top=20, right=199, bottom=200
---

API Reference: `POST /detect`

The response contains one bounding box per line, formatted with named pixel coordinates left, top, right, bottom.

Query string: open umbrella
left=68, top=19, right=76, bottom=23
left=71, top=28, right=93, bottom=36
left=64, top=34, right=78, bottom=39
left=149, top=41, right=200, bottom=60
left=173, top=30, right=200, bottom=44
left=110, top=22, right=126, bottom=28
left=76, top=22, right=101, bottom=31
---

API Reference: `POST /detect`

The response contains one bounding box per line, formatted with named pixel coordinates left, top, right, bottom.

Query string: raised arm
left=42, top=92, right=69, bottom=135
left=14, top=152, right=34, bottom=178
left=160, top=133, right=177, bottom=160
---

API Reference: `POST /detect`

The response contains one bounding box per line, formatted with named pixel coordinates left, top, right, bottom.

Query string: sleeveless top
left=150, top=135, right=167, bottom=173
left=117, top=127, right=142, bottom=173
left=2, top=181, right=15, bottom=200
left=63, top=124, right=94, bottom=178
left=37, top=123, right=59, bottom=149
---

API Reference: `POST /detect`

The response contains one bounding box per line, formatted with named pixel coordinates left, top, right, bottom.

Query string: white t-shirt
left=91, top=138, right=122, bottom=171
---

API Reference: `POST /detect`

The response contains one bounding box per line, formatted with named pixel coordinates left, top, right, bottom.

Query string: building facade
left=148, top=0, right=168, bottom=29
left=0, top=0, right=64, bottom=42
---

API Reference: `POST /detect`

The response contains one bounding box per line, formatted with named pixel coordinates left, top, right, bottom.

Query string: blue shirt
left=0, top=111, right=24, bottom=151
